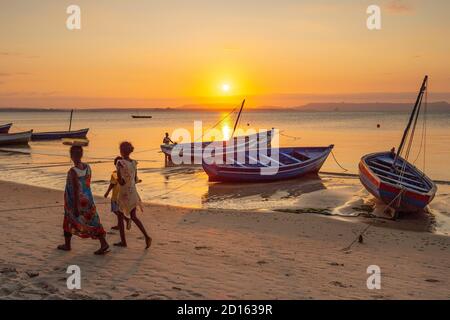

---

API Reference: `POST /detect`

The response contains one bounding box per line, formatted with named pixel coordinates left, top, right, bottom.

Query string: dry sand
left=0, top=180, right=449, bottom=300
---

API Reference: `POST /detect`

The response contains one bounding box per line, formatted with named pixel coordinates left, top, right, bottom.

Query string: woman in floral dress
left=58, top=145, right=110, bottom=255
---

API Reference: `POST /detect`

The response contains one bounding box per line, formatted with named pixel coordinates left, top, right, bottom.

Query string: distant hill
left=294, top=101, right=450, bottom=112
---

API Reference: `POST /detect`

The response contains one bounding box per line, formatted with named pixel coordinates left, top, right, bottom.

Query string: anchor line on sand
left=0, top=179, right=192, bottom=213
left=330, top=150, right=348, bottom=172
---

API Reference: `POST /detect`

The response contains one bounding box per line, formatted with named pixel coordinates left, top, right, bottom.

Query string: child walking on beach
left=104, top=156, right=132, bottom=245
left=115, top=141, right=152, bottom=249
left=58, top=145, right=110, bottom=255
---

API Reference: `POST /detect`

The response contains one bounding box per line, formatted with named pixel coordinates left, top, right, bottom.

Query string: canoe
left=0, top=130, right=33, bottom=146
left=31, top=128, right=89, bottom=141
left=132, top=115, right=152, bottom=119
left=202, top=145, right=334, bottom=182
left=0, top=123, right=12, bottom=134
left=161, top=129, right=275, bottom=165
left=359, top=152, right=436, bottom=212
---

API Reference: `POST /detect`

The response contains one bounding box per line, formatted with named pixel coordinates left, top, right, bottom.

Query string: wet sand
left=0, top=180, right=449, bottom=300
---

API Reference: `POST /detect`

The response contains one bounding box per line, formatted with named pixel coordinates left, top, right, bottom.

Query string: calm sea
left=1, top=110, right=449, bottom=234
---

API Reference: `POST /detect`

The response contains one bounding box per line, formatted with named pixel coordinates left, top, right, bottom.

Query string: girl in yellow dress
left=116, top=142, right=152, bottom=249
left=104, top=156, right=132, bottom=246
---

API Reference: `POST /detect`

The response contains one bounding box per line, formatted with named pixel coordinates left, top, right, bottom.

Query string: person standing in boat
left=58, top=145, right=110, bottom=255
left=115, top=141, right=152, bottom=249
left=163, top=132, right=175, bottom=165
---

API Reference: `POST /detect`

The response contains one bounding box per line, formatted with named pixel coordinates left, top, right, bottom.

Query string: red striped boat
left=359, top=152, right=436, bottom=212
left=358, top=76, right=437, bottom=213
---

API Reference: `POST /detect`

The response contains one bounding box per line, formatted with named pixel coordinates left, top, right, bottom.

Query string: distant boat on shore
left=31, top=109, right=89, bottom=141
left=131, top=115, right=152, bottom=119
left=0, top=130, right=33, bottom=146
left=0, top=123, right=12, bottom=134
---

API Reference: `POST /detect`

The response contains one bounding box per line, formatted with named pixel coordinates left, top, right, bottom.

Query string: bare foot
left=57, top=244, right=71, bottom=251
left=94, top=245, right=110, bottom=255
left=113, top=242, right=127, bottom=247
left=145, top=236, right=152, bottom=250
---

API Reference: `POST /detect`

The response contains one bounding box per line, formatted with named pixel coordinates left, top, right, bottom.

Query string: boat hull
left=0, top=123, right=12, bottom=134
left=161, top=130, right=274, bottom=164
left=0, top=130, right=33, bottom=146
left=359, top=152, right=436, bottom=212
left=31, top=128, right=89, bottom=141
left=203, top=146, right=333, bottom=183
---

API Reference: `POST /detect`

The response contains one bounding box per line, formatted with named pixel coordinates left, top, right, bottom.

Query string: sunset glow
left=0, top=0, right=449, bottom=108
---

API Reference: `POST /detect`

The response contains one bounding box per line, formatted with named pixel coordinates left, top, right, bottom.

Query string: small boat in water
left=0, top=123, right=12, bottom=134
left=358, top=76, right=437, bottom=214
left=0, top=130, right=33, bottom=146
left=132, top=115, right=152, bottom=119
left=161, top=129, right=275, bottom=164
left=31, top=128, right=89, bottom=141
left=203, top=145, right=334, bottom=182
left=161, top=100, right=275, bottom=164
left=31, top=109, right=89, bottom=141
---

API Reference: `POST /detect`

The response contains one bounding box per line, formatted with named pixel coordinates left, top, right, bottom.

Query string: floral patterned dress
left=63, top=164, right=106, bottom=239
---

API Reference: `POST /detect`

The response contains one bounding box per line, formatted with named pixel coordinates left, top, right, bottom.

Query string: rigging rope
left=330, top=150, right=348, bottom=172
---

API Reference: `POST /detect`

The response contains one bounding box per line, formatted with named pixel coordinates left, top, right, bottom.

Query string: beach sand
left=0, top=180, right=449, bottom=300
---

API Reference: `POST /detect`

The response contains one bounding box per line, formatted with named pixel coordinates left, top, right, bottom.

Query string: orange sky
left=0, top=0, right=449, bottom=108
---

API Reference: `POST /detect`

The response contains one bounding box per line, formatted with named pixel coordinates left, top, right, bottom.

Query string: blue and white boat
left=202, top=145, right=334, bottom=182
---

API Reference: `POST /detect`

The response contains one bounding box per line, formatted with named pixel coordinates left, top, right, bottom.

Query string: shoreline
left=0, top=180, right=449, bottom=299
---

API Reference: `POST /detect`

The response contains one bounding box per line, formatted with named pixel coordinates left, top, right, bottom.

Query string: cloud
left=0, top=51, right=39, bottom=59
left=386, top=0, right=414, bottom=14
left=0, top=72, right=30, bottom=77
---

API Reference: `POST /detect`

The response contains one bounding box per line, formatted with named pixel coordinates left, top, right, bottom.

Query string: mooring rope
left=330, top=150, right=348, bottom=172
left=0, top=178, right=192, bottom=213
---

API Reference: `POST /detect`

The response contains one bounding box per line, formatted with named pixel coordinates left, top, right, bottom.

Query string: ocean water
left=0, top=110, right=449, bottom=234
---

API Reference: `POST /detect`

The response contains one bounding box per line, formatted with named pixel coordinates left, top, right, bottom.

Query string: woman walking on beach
left=58, top=145, right=110, bottom=255
left=116, top=141, right=152, bottom=249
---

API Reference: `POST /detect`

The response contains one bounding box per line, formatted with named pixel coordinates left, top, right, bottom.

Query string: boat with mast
left=160, top=100, right=274, bottom=164
left=31, top=109, right=89, bottom=141
left=358, top=76, right=437, bottom=215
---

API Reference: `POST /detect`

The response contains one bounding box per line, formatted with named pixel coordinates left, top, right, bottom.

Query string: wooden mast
left=231, top=99, right=245, bottom=138
left=68, top=109, right=74, bottom=132
left=393, top=76, right=428, bottom=166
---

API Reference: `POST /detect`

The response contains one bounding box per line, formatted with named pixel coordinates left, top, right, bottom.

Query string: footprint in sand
left=328, top=262, right=345, bottom=267
left=330, top=281, right=351, bottom=288
left=194, top=246, right=212, bottom=250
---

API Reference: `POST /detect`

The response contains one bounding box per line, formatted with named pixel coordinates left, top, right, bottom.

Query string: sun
left=221, top=83, right=231, bottom=93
